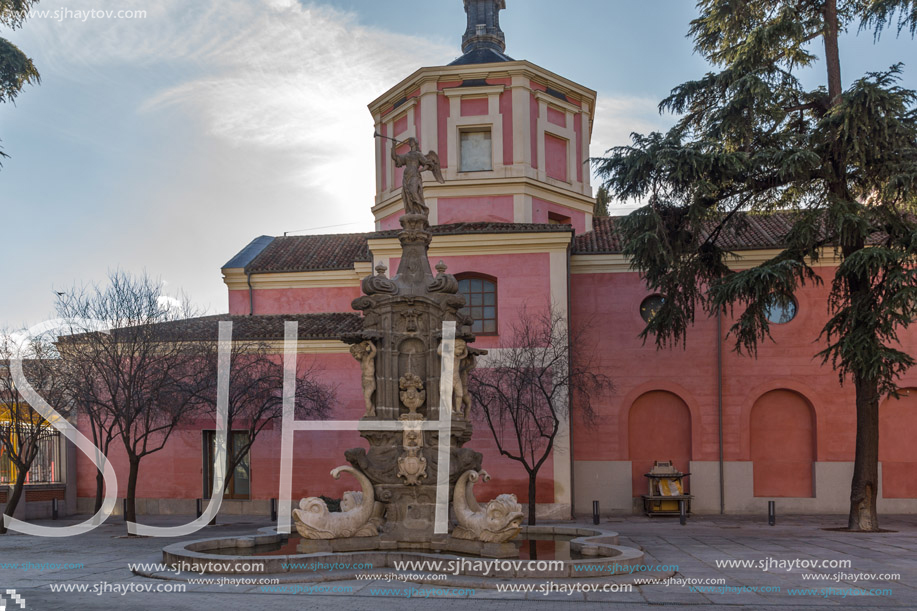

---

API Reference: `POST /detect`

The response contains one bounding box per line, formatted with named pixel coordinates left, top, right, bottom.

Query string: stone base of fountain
left=296, top=534, right=518, bottom=558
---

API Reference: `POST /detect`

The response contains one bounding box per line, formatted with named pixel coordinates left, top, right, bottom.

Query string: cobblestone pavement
left=1, top=513, right=914, bottom=610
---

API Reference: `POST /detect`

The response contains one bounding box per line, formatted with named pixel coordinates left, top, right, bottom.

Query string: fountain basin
left=158, top=525, right=644, bottom=579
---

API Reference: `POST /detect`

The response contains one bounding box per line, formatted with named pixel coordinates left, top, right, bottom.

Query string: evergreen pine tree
left=595, top=0, right=917, bottom=531
left=1, top=0, right=41, bottom=164
left=594, top=184, right=611, bottom=218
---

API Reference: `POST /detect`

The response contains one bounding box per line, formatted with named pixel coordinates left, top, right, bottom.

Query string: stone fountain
left=290, top=139, right=525, bottom=557
left=146, top=140, right=649, bottom=583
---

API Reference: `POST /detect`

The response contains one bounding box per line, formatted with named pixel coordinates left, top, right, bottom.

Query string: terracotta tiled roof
left=573, top=217, right=622, bottom=253
left=245, top=234, right=372, bottom=273
left=236, top=223, right=572, bottom=274
left=574, top=212, right=807, bottom=254
left=237, top=214, right=811, bottom=272
left=62, top=314, right=363, bottom=343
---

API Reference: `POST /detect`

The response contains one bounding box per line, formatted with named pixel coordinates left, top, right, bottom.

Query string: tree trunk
left=527, top=475, right=537, bottom=526
left=823, top=0, right=843, bottom=106
left=125, top=455, right=140, bottom=530
left=848, top=375, right=880, bottom=531
left=0, top=467, right=29, bottom=535
left=94, top=469, right=105, bottom=514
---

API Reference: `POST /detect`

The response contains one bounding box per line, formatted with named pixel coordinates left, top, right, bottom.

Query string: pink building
left=59, top=0, right=917, bottom=518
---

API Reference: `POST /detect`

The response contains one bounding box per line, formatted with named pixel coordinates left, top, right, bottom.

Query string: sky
left=1, top=0, right=915, bottom=327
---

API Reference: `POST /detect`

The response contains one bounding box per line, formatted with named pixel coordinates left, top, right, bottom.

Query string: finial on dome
left=461, top=0, right=507, bottom=55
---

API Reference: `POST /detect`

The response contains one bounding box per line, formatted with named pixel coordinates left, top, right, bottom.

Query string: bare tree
left=195, top=338, right=335, bottom=497
left=56, top=341, right=119, bottom=514
left=55, top=271, right=209, bottom=529
left=468, top=304, right=612, bottom=525
left=0, top=332, right=68, bottom=534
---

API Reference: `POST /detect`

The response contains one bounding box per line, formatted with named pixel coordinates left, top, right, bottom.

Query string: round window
left=640, top=295, right=665, bottom=323
left=764, top=296, right=797, bottom=324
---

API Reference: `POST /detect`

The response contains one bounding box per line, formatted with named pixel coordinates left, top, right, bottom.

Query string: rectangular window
left=458, top=276, right=498, bottom=335
left=545, top=133, right=568, bottom=182
left=0, top=442, right=12, bottom=485
left=0, top=427, right=61, bottom=485
left=460, top=129, right=492, bottom=172
left=203, top=431, right=251, bottom=499
left=27, top=433, right=61, bottom=484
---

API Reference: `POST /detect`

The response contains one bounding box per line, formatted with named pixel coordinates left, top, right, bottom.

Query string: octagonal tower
left=370, top=0, right=598, bottom=235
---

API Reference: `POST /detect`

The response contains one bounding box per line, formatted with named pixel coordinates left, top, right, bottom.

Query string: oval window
left=640, top=295, right=665, bottom=323
left=764, top=296, right=797, bottom=324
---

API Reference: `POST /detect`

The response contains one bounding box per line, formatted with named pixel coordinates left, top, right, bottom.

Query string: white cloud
left=589, top=93, right=672, bottom=211
left=589, top=93, right=668, bottom=161
left=137, top=1, right=453, bottom=200
left=23, top=0, right=454, bottom=208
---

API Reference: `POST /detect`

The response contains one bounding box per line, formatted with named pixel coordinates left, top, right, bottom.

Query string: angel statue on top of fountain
left=390, top=137, right=444, bottom=218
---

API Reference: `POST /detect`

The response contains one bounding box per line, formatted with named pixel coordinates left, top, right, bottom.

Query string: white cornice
left=223, top=262, right=372, bottom=291
left=571, top=248, right=844, bottom=274
left=533, top=91, right=583, bottom=115
left=372, top=176, right=596, bottom=220
left=380, top=96, right=417, bottom=119
left=368, top=60, right=597, bottom=115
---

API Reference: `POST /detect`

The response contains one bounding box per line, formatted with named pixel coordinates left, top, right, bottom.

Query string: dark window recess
left=203, top=430, right=251, bottom=499
left=546, top=87, right=569, bottom=102
left=640, top=295, right=665, bottom=323
left=458, top=276, right=498, bottom=335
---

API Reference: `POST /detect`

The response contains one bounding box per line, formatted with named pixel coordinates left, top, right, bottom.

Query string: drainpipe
left=566, top=239, right=574, bottom=519
left=246, top=270, right=255, bottom=316
left=717, top=308, right=725, bottom=515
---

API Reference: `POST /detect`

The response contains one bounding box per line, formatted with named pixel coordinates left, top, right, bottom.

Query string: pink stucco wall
left=500, top=90, right=513, bottom=167
left=394, top=114, right=408, bottom=136
left=573, top=113, right=583, bottom=182
left=230, top=286, right=362, bottom=316
left=379, top=212, right=404, bottom=230
left=73, top=339, right=558, bottom=506
left=570, top=267, right=917, bottom=499
left=381, top=123, right=388, bottom=192
left=880, top=389, right=917, bottom=497
left=437, top=196, right=514, bottom=224
left=531, top=198, right=586, bottom=234
left=387, top=251, right=551, bottom=351
left=461, top=98, right=488, bottom=116
left=547, top=106, right=565, bottom=128
left=75, top=353, right=368, bottom=502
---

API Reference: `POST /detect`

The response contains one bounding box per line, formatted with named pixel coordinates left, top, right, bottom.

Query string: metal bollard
left=271, top=498, right=277, bottom=522
left=768, top=500, right=776, bottom=526
left=592, top=500, right=600, bottom=525
left=196, top=498, right=202, bottom=519
left=52, top=498, right=58, bottom=520
left=679, top=499, right=687, bottom=525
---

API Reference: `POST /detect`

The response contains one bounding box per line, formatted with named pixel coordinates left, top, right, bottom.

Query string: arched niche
left=750, top=389, right=816, bottom=497
left=880, top=388, right=917, bottom=498
left=627, top=391, right=692, bottom=496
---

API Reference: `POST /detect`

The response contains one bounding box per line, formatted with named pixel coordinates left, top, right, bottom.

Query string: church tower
left=369, top=0, right=597, bottom=233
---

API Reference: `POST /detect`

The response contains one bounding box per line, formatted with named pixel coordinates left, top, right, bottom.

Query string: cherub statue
left=438, top=338, right=468, bottom=414
left=350, top=341, right=377, bottom=417
left=391, top=137, right=444, bottom=217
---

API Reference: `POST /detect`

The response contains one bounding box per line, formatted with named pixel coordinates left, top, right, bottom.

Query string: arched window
left=457, top=274, right=497, bottom=335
